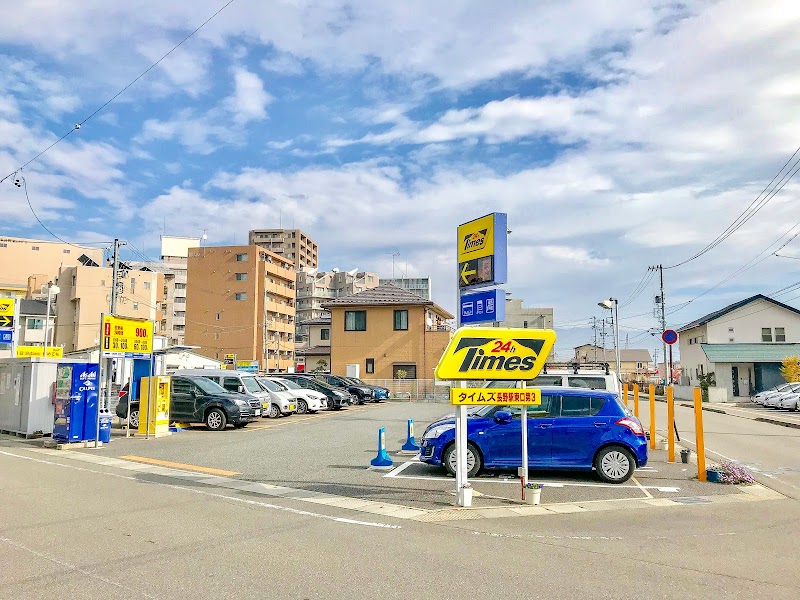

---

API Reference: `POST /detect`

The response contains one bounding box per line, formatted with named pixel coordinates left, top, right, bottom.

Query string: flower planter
left=524, top=488, right=542, bottom=505
left=706, top=469, right=724, bottom=483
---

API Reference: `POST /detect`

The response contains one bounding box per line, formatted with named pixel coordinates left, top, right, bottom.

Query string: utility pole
left=591, top=317, right=598, bottom=362
left=110, top=238, right=126, bottom=313
left=650, top=264, right=669, bottom=386
left=600, top=318, right=607, bottom=351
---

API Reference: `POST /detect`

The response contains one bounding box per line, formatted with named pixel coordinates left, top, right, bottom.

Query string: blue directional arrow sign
left=460, top=288, right=506, bottom=325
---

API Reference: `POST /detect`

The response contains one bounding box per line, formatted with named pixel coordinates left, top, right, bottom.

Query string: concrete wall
left=673, top=385, right=728, bottom=402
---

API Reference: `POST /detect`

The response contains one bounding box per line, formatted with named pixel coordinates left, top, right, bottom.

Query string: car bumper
left=419, top=438, right=445, bottom=465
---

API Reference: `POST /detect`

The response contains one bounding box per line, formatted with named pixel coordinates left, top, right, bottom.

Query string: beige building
left=249, top=228, right=318, bottom=270
left=184, top=245, right=296, bottom=371
left=53, top=264, right=163, bottom=353
left=574, top=344, right=653, bottom=383
left=494, top=297, right=555, bottom=359
left=0, top=236, right=104, bottom=298
left=296, top=269, right=379, bottom=344
left=322, top=284, right=453, bottom=380
left=159, top=236, right=200, bottom=347
left=296, top=313, right=332, bottom=372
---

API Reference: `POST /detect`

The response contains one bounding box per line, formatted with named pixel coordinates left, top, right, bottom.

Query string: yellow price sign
left=450, top=387, right=541, bottom=406
left=15, top=346, right=63, bottom=358
left=102, top=315, right=154, bottom=357
left=435, top=327, right=556, bottom=381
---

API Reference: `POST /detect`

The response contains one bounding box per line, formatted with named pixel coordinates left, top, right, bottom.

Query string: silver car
left=763, top=383, right=800, bottom=408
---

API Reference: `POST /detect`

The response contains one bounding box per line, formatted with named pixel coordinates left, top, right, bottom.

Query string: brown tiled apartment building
left=248, top=228, right=318, bottom=270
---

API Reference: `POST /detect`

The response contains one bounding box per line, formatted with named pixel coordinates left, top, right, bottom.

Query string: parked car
left=778, top=392, right=800, bottom=411
left=280, top=374, right=352, bottom=409
left=419, top=387, right=647, bottom=483
left=345, top=377, right=388, bottom=401
left=115, top=375, right=261, bottom=431
left=179, top=369, right=295, bottom=418
left=763, top=383, right=800, bottom=408
left=753, top=383, right=792, bottom=405
left=483, top=362, right=620, bottom=394
left=258, top=376, right=327, bottom=414
left=312, top=374, right=374, bottom=404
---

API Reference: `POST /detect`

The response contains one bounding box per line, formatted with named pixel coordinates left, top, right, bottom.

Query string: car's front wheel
left=595, top=445, right=635, bottom=483
left=128, top=408, right=140, bottom=429
left=443, top=442, right=482, bottom=478
left=205, top=408, right=227, bottom=431
left=268, top=404, right=281, bottom=418
left=296, top=399, right=308, bottom=415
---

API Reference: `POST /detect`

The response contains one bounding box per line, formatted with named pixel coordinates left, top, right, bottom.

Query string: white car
left=258, top=377, right=326, bottom=414
left=484, top=363, right=620, bottom=394
left=779, top=393, right=800, bottom=411
left=763, top=383, right=800, bottom=408
left=754, top=384, right=792, bottom=405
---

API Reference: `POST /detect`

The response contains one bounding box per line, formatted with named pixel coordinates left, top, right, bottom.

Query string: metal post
left=633, top=385, right=640, bottom=418
left=43, top=283, right=52, bottom=356
left=454, top=231, right=469, bottom=507
left=659, top=265, right=668, bottom=386
left=648, top=384, right=656, bottom=450
left=667, top=386, right=675, bottom=462
left=521, top=405, right=528, bottom=487
left=693, top=387, right=706, bottom=481
left=613, top=300, right=621, bottom=387
left=622, top=382, right=629, bottom=407
left=10, top=297, right=19, bottom=357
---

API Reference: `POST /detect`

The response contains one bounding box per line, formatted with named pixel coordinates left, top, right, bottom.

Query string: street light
left=598, top=298, right=621, bottom=385
left=43, top=282, right=60, bottom=355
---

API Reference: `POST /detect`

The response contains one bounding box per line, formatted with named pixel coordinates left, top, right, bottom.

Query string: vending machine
left=52, top=363, right=99, bottom=442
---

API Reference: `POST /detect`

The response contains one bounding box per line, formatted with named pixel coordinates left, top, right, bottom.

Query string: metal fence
left=361, top=379, right=488, bottom=402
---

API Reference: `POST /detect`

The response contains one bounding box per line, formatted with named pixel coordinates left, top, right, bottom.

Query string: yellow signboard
left=138, top=376, right=171, bottom=437
left=16, top=346, right=63, bottom=358
left=0, top=298, right=14, bottom=328
left=435, top=327, right=556, bottom=381
left=457, top=214, right=495, bottom=263
left=450, top=388, right=541, bottom=406
left=101, top=314, right=154, bottom=358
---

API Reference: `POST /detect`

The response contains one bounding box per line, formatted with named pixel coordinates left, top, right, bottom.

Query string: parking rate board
left=457, top=213, right=507, bottom=288
left=435, top=327, right=557, bottom=381
left=101, top=315, right=154, bottom=358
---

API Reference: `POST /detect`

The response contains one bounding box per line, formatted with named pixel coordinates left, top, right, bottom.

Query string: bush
left=717, top=461, right=755, bottom=485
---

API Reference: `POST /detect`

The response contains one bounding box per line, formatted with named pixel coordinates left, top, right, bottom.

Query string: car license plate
left=289, top=404, right=296, bottom=412
left=254, top=409, right=261, bottom=417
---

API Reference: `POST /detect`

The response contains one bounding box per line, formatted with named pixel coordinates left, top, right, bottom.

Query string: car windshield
left=348, top=378, right=366, bottom=385
left=193, top=377, right=227, bottom=395
left=258, top=378, right=286, bottom=392
left=241, top=376, right=263, bottom=394
left=275, top=378, right=301, bottom=390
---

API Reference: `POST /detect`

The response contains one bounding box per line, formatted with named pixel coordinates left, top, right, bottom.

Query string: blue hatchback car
left=419, top=387, right=648, bottom=483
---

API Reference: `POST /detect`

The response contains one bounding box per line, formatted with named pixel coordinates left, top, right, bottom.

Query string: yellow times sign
left=435, top=327, right=556, bottom=381
left=102, top=315, right=154, bottom=357
left=457, top=214, right=495, bottom=263
left=16, top=346, right=63, bottom=358
left=0, top=298, right=14, bottom=315
left=450, top=387, right=541, bottom=406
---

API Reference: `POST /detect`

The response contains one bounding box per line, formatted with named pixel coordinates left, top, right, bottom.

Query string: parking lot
left=14, top=400, right=767, bottom=520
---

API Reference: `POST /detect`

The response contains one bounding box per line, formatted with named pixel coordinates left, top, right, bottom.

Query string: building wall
left=185, top=245, right=296, bottom=371
left=329, top=305, right=451, bottom=379
left=677, top=324, right=709, bottom=386
left=159, top=235, right=200, bottom=346
left=706, top=299, right=800, bottom=344
left=53, top=265, right=160, bottom=352
left=0, top=236, right=104, bottom=297
left=380, top=277, right=431, bottom=300
left=249, top=229, right=318, bottom=270
left=308, top=323, right=331, bottom=348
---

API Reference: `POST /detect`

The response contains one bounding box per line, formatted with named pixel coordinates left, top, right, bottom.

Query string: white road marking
left=383, top=460, right=418, bottom=478
left=630, top=476, right=653, bottom=499
left=0, top=449, right=400, bottom=530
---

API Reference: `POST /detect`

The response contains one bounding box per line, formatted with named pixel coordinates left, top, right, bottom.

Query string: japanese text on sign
left=101, top=315, right=154, bottom=357
left=450, top=388, right=542, bottom=406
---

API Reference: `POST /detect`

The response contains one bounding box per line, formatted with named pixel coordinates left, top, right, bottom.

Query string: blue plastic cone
left=401, top=419, right=420, bottom=452
left=370, top=427, right=393, bottom=468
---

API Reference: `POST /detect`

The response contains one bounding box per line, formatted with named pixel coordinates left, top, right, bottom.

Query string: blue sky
left=2, top=0, right=800, bottom=359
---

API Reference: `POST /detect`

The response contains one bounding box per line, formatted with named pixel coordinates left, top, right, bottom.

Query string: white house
left=678, top=294, right=800, bottom=400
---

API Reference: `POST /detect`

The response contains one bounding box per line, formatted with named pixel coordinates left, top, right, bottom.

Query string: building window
left=728, top=327, right=734, bottom=333
left=27, top=318, right=44, bottom=330
left=236, top=253, right=248, bottom=262
left=0, top=243, right=6, bottom=248
left=762, top=328, right=773, bottom=342
left=130, top=279, right=136, bottom=293
left=31, top=246, right=39, bottom=251
left=393, top=310, right=408, bottom=331
left=320, top=328, right=330, bottom=341
left=393, top=364, right=416, bottom=379
left=235, top=273, right=248, bottom=281
left=174, top=283, right=186, bottom=290
left=235, top=292, right=247, bottom=301
left=523, top=320, right=528, bottom=328
left=63, top=249, right=70, bottom=254
left=366, top=358, right=375, bottom=374
left=345, top=310, right=367, bottom=331
left=729, top=338, right=735, bottom=343
left=174, top=297, right=186, bottom=304
left=144, top=282, right=150, bottom=290
left=133, top=302, right=139, bottom=310
left=776, top=327, right=786, bottom=342
left=216, top=313, right=221, bottom=321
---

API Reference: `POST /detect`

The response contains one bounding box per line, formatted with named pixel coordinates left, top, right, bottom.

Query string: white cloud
left=226, top=67, right=272, bottom=124
left=261, top=53, right=305, bottom=75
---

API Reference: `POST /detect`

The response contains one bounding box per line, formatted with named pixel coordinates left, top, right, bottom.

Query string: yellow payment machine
left=138, top=376, right=171, bottom=437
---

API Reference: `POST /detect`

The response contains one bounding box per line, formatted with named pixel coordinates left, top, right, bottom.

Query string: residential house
left=574, top=344, right=653, bottom=383
left=296, top=313, right=332, bottom=372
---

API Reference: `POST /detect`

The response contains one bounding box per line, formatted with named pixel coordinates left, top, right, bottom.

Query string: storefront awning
left=701, top=343, right=800, bottom=363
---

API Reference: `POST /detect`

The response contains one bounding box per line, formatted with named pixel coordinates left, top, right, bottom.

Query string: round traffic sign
left=662, top=329, right=678, bottom=345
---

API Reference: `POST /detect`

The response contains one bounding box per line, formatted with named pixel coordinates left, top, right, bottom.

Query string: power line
left=665, top=145, right=800, bottom=269
left=0, top=0, right=238, bottom=185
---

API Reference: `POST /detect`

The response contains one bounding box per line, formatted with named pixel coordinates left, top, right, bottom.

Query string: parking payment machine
left=53, top=363, right=99, bottom=442
left=138, top=376, right=171, bottom=437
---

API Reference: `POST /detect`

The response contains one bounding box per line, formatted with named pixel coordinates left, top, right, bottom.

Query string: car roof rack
left=542, top=362, right=610, bottom=375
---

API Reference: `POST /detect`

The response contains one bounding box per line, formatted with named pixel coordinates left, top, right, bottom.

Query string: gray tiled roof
left=322, top=284, right=434, bottom=307
left=20, top=299, right=53, bottom=316
left=678, top=294, right=800, bottom=332
left=296, top=345, right=331, bottom=356
left=299, top=313, right=331, bottom=326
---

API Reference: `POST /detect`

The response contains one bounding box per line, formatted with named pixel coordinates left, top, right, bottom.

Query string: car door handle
left=594, top=422, right=606, bottom=427
left=538, top=423, right=552, bottom=429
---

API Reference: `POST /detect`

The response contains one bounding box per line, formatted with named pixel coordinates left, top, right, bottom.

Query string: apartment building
left=184, top=245, right=296, bottom=371
left=159, top=236, right=200, bottom=346
left=295, top=269, right=379, bottom=344
left=249, top=228, right=318, bottom=270
left=0, top=236, right=104, bottom=298
left=53, top=264, right=162, bottom=353
left=380, top=277, right=432, bottom=300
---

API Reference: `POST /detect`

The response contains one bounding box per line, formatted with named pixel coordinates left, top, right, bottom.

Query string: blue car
left=419, top=387, right=647, bottom=483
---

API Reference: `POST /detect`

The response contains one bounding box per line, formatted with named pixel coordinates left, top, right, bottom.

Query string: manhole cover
left=672, top=497, right=711, bottom=504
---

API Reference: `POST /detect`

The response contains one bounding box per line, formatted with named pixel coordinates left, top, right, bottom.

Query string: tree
left=698, top=372, right=716, bottom=402
left=780, top=356, right=800, bottom=383
left=313, top=359, right=329, bottom=373
left=395, top=369, right=407, bottom=380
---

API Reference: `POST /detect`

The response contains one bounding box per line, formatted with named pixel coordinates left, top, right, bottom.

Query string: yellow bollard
left=633, top=385, right=639, bottom=418
left=694, top=387, right=706, bottom=481
left=667, top=386, right=675, bottom=462
left=649, top=384, right=656, bottom=450
left=622, top=383, right=629, bottom=407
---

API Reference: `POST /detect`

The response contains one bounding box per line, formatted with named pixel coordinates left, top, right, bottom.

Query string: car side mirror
left=237, top=385, right=245, bottom=394
left=190, top=389, right=198, bottom=398
left=494, top=410, right=513, bottom=424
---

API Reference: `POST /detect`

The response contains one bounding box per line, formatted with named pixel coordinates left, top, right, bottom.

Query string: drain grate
left=672, top=497, right=712, bottom=504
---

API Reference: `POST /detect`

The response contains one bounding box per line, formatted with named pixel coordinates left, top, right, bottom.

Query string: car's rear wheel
left=595, top=445, right=635, bottom=483
left=296, top=399, right=308, bottom=415
left=268, top=404, right=281, bottom=419
left=128, top=408, right=139, bottom=429
left=205, top=408, right=227, bottom=431
left=443, top=442, right=482, bottom=478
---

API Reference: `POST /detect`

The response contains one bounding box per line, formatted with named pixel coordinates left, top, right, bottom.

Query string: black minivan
left=115, top=375, right=261, bottom=431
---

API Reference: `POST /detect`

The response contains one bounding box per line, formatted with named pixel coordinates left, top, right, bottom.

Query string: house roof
left=20, top=299, right=53, bottom=316
left=321, top=284, right=455, bottom=319
left=296, top=345, right=332, bottom=357
left=701, top=343, right=800, bottom=363
left=575, top=345, right=652, bottom=363
left=299, top=313, right=331, bottom=326
left=678, top=294, right=800, bottom=332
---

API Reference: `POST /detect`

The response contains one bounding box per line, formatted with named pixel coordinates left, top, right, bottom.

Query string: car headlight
left=234, top=398, right=249, bottom=407
left=423, top=424, right=454, bottom=440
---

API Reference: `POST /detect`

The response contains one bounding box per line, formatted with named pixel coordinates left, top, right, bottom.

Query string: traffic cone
left=400, top=419, right=420, bottom=453
left=370, top=427, right=393, bottom=469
